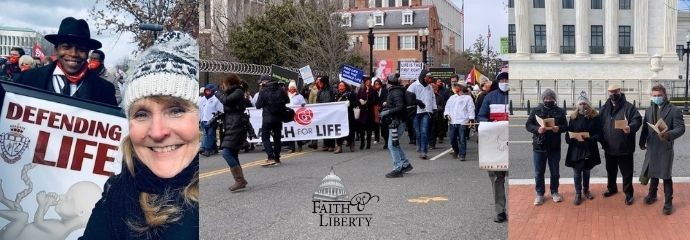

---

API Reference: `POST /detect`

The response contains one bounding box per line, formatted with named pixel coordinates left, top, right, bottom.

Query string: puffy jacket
left=220, top=85, right=247, bottom=150
left=525, top=104, right=568, bottom=152
left=385, top=85, right=407, bottom=121
left=255, top=82, right=289, bottom=124
left=598, top=94, right=642, bottom=156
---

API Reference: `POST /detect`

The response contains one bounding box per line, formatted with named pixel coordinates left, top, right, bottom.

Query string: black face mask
left=610, top=93, right=621, bottom=102
left=544, top=100, right=555, bottom=108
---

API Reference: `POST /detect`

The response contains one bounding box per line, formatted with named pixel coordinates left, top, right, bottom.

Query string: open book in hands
left=536, top=115, right=555, bottom=129
left=646, top=118, right=668, bottom=134
left=569, top=132, right=590, bottom=142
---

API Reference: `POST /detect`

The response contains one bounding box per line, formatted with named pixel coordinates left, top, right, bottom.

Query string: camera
left=389, top=119, right=400, bottom=147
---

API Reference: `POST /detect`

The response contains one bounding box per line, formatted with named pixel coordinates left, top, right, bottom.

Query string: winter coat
left=478, top=89, right=508, bottom=122
left=384, top=85, right=407, bottom=121
left=525, top=104, right=568, bottom=152
left=356, top=87, right=376, bottom=124
left=639, top=102, right=686, bottom=179
left=598, top=94, right=642, bottom=156
left=564, top=114, right=602, bottom=170
left=220, top=85, right=248, bottom=151
left=335, top=89, right=357, bottom=128
left=15, top=63, right=118, bottom=106
left=255, top=82, right=289, bottom=124
left=316, top=86, right=334, bottom=104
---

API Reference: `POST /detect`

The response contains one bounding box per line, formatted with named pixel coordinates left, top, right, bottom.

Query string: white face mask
left=498, top=83, right=509, bottom=92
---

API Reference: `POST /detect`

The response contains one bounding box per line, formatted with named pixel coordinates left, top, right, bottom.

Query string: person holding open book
left=639, top=84, right=686, bottom=215
left=525, top=89, right=568, bottom=206
left=564, top=92, right=602, bottom=205
left=599, top=84, right=642, bottom=205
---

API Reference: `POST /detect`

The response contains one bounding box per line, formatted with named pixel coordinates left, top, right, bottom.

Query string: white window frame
left=402, top=10, right=413, bottom=25
left=400, top=35, right=416, bottom=50
left=374, top=11, right=385, bottom=26
left=341, top=13, right=352, bottom=27
left=374, top=36, right=387, bottom=50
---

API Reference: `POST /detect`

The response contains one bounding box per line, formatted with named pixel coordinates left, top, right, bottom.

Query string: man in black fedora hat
left=15, top=17, right=117, bottom=107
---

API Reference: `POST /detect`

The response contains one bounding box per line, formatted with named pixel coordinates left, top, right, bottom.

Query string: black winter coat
left=15, top=63, right=117, bottom=106
left=525, top=104, right=568, bottom=152
left=598, top=94, right=642, bottom=156
left=220, top=85, right=248, bottom=151
left=316, top=87, right=334, bottom=103
left=565, top=114, right=602, bottom=170
left=255, top=82, right=289, bottom=124
left=385, top=85, right=407, bottom=121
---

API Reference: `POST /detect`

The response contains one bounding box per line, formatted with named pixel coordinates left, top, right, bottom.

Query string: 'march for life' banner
left=246, top=102, right=350, bottom=143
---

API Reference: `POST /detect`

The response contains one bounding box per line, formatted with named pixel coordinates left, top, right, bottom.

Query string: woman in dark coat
left=334, top=81, right=357, bottom=153
left=356, top=78, right=376, bottom=149
left=564, top=93, right=601, bottom=205
left=219, top=73, right=249, bottom=192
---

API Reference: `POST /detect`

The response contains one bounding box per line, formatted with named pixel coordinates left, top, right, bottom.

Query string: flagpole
left=486, top=25, right=491, bottom=74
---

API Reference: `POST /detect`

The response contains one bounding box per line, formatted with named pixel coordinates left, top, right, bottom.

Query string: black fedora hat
left=45, top=17, right=102, bottom=50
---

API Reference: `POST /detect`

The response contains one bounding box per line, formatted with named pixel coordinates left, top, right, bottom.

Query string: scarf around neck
left=57, top=61, right=89, bottom=84
left=133, top=156, right=199, bottom=195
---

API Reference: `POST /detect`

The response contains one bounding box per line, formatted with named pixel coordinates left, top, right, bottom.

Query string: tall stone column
left=545, top=0, right=559, bottom=55
left=633, top=0, right=648, bottom=55
left=605, top=0, right=619, bottom=56
left=663, top=0, right=677, bottom=56
left=575, top=0, right=589, bottom=56
left=515, top=0, right=530, bottom=56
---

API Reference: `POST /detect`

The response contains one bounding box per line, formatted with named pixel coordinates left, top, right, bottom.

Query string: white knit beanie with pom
left=122, top=31, right=199, bottom=117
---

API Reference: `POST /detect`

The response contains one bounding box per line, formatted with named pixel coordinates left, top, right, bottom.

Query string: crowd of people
left=525, top=84, right=686, bottom=216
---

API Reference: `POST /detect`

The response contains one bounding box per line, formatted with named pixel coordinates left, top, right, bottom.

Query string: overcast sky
left=0, top=0, right=137, bottom=68
left=452, top=0, right=508, bottom=55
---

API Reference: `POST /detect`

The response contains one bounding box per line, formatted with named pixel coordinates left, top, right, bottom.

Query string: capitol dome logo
left=311, top=168, right=379, bottom=227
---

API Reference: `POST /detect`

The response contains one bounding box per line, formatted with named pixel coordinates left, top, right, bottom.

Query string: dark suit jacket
left=15, top=63, right=118, bottom=107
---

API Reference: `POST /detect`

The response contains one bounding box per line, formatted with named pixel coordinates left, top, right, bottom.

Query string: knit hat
left=288, top=80, right=297, bottom=89
left=576, top=90, right=590, bottom=105
left=122, top=31, right=198, bottom=116
left=387, top=74, right=400, bottom=85
left=496, top=72, right=508, bottom=81
left=541, top=88, right=556, bottom=101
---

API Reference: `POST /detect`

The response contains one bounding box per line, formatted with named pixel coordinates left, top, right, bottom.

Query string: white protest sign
left=478, top=121, right=509, bottom=170
left=0, top=85, right=126, bottom=240
left=300, top=65, right=315, bottom=84
left=247, top=102, right=350, bottom=143
left=399, top=61, right=423, bottom=80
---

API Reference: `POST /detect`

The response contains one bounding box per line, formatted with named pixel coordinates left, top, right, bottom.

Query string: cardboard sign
left=399, top=61, right=423, bottom=80
left=271, top=64, right=300, bottom=84
left=340, top=65, right=364, bottom=87
left=246, top=102, right=350, bottom=143
left=0, top=81, right=126, bottom=240
left=478, top=121, right=509, bottom=170
left=299, top=65, right=315, bottom=84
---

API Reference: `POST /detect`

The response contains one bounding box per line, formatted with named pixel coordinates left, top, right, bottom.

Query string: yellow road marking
left=407, top=196, right=449, bottom=204
left=199, top=150, right=314, bottom=179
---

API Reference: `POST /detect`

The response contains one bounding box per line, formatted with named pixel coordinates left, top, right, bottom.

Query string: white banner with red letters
left=247, top=102, right=350, bottom=143
left=478, top=121, right=509, bottom=170
left=0, top=84, right=127, bottom=240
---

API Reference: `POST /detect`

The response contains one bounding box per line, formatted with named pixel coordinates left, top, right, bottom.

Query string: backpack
left=403, top=90, right=418, bottom=120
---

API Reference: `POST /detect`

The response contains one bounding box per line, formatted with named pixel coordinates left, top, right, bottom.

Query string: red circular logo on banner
left=295, top=107, right=313, bottom=125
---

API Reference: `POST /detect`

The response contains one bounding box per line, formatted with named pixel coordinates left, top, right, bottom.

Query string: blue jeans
left=448, top=124, right=467, bottom=156
left=413, top=113, right=430, bottom=154
left=533, top=150, right=561, bottom=196
left=222, top=148, right=240, bottom=168
left=201, top=121, right=216, bottom=151
left=573, top=168, right=591, bottom=194
left=388, top=123, right=411, bottom=171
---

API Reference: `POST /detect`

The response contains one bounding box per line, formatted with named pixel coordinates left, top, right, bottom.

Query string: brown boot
left=333, top=146, right=342, bottom=154
left=229, top=167, right=247, bottom=192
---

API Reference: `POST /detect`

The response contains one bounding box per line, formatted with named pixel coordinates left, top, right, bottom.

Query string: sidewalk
left=508, top=182, right=690, bottom=240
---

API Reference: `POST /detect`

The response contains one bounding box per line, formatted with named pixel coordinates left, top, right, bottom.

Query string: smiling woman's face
left=128, top=97, right=199, bottom=178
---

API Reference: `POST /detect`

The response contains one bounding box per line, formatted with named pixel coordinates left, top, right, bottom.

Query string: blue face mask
left=651, top=96, right=664, bottom=106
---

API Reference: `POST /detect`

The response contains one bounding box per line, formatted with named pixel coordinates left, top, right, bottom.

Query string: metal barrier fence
left=509, top=79, right=687, bottom=110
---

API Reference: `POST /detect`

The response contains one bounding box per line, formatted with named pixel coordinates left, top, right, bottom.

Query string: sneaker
left=260, top=159, right=277, bottom=167
left=373, top=141, right=379, bottom=144
left=420, top=154, right=428, bottom=160
left=402, top=164, right=414, bottom=173
left=583, top=191, right=594, bottom=200
left=460, top=155, right=466, bottom=161
left=533, top=196, right=544, bottom=206
left=451, top=153, right=458, bottom=159
left=552, top=193, right=563, bottom=203
left=385, top=170, right=403, bottom=178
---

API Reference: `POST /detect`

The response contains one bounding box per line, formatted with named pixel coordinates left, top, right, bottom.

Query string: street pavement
left=199, top=135, right=508, bottom=240
left=508, top=115, right=690, bottom=180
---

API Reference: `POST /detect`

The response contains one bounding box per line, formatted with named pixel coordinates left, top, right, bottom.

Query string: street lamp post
left=367, top=16, right=375, bottom=77
left=418, top=28, right=429, bottom=66
left=685, top=33, right=690, bottom=114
